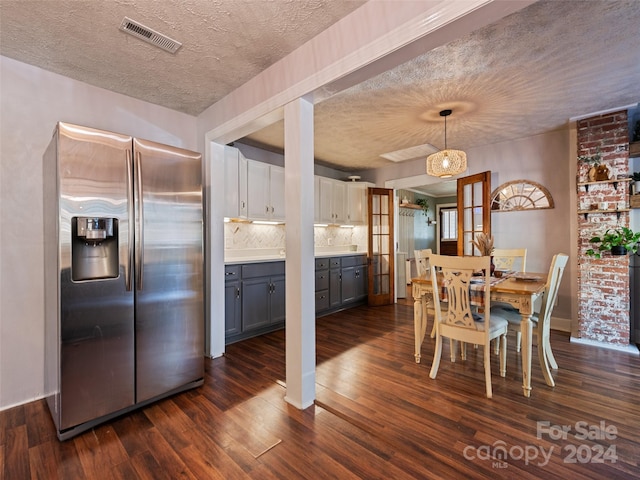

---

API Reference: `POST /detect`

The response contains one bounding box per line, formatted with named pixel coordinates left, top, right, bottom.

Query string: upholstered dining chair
left=490, top=253, right=569, bottom=387
left=492, top=248, right=527, bottom=272
left=428, top=254, right=509, bottom=398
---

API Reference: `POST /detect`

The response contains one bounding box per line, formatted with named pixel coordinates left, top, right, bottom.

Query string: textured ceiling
left=0, top=0, right=365, bottom=115
left=246, top=0, right=640, bottom=171
left=1, top=0, right=639, bottom=182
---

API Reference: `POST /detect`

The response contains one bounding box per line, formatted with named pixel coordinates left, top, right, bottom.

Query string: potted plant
left=586, top=227, right=640, bottom=258
left=415, top=198, right=429, bottom=215
left=578, top=150, right=602, bottom=182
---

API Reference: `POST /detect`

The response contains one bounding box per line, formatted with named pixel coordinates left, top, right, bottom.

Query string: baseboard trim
left=570, top=336, right=640, bottom=354
left=550, top=316, right=571, bottom=333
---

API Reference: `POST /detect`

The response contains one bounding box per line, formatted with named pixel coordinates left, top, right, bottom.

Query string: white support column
left=206, top=139, right=226, bottom=359
left=284, top=97, right=315, bottom=408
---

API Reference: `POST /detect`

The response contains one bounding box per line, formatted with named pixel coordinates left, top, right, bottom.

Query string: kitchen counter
left=224, top=246, right=365, bottom=264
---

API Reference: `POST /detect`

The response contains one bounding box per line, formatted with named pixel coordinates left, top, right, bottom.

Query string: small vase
left=611, top=246, right=627, bottom=256
left=490, top=256, right=495, bottom=275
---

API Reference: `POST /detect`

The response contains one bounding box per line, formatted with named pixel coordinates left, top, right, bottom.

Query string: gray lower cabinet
left=224, top=265, right=241, bottom=336
left=242, top=262, right=285, bottom=331
left=225, top=261, right=285, bottom=344
left=226, top=255, right=368, bottom=343
left=316, top=254, right=368, bottom=316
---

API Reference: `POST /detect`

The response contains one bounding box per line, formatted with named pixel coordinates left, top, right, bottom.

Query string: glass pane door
left=368, top=188, right=394, bottom=305
left=457, top=171, right=491, bottom=256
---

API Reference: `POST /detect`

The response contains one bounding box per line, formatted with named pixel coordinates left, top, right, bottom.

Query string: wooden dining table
left=411, top=272, right=546, bottom=397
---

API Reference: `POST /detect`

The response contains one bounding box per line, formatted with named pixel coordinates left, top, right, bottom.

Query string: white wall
left=0, top=56, right=198, bottom=410
left=370, top=128, right=574, bottom=322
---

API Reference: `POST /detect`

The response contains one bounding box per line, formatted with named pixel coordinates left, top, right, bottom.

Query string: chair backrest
left=538, top=253, right=569, bottom=334
left=492, top=248, right=527, bottom=272
left=429, top=254, right=492, bottom=337
left=414, top=248, right=433, bottom=277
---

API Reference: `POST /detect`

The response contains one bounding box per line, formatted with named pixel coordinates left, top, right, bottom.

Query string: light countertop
left=225, top=246, right=366, bottom=264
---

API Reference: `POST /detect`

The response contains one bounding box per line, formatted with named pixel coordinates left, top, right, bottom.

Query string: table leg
left=521, top=313, right=533, bottom=397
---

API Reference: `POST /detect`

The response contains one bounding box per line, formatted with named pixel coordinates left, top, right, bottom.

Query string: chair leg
left=544, top=342, right=559, bottom=370
left=429, top=333, right=443, bottom=379
left=461, top=342, right=467, bottom=360
left=516, top=331, right=522, bottom=353
left=493, top=338, right=500, bottom=355
left=499, top=334, right=507, bottom=377
left=538, top=336, right=555, bottom=387
left=430, top=318, right=436, bottom=339
left=483, top=342, right=492, bottom=398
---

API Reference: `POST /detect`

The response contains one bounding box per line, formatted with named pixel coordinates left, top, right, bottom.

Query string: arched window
left=491, top=180, right=554, bottom=211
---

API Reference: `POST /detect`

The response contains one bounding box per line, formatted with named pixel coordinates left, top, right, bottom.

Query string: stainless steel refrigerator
left=43, top=122, right=204, bottom=440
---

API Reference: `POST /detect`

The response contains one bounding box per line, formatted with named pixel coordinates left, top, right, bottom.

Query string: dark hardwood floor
left=2, top=301, right=640, bottom=479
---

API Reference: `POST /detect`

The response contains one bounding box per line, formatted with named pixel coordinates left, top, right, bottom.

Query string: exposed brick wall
left=577, top=110, right=630, bottom=345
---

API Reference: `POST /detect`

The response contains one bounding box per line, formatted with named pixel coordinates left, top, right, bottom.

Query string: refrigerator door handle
left=125, top=150, right=133, bottom=291
left=135, top=151, right=144, bottom=291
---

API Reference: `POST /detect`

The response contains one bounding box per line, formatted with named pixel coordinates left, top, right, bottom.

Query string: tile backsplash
left=224, top=223, right=367, bottom=251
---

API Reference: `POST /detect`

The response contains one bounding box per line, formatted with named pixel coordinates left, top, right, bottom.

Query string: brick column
left=577, top=110, right=630, bottom=345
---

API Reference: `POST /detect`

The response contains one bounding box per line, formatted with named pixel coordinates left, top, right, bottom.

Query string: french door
left=367, top=188, right=395, bottom=306
left=457, top=171, right=491, bottom=255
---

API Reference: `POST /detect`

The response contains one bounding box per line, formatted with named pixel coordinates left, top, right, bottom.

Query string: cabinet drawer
left=329, top=257, right=341, bottom=269
left=341, top=255, right=367, bottom=267
left=224, top=265, right=241, bottom=280
left=242, top=261, right=285, bottom=278
left=315, top=290, right=329, bottom=311
left=315, top=270, right=329, bottom=291
left=315, top=258, right=329, bottom=270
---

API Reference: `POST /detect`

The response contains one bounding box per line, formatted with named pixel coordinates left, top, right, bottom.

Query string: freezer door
left=133, top=138, right=204, bottom=402
left=56, top=123, right=135, bottom=430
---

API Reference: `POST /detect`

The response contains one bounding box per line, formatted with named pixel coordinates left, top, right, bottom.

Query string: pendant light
left=426, top=109, right=467, bottom=178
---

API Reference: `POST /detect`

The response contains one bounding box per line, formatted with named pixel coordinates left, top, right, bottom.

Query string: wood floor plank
left=3, top=425, right=29, bottom=480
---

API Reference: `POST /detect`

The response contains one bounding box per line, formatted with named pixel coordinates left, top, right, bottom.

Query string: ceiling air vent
left=119, top=17, right=182, bottom=54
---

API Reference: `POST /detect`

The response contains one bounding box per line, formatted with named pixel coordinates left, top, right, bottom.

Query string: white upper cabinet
left=223, top=146, right=248, bottom=219
left=314, top=176, right=321, bottom=223
left=269, top=165, right=285, bottom=221
left=227, top=151, right=366, bottom=225
left=318, top=177, right=347, bottom=224
left=247, top=159, right=284, bottom=221
left=347, top=182, right=369, bottom=225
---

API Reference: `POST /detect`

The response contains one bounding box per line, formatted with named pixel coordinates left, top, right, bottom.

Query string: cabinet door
left=224, top=280, right=241, bottom=336
left=341, top=266, right=357, bottom=303
left=329, top=268, right=342, bottom=307
left=333, top=181, right=347, bottom=224
left=270, top=275, right=286, bottom=324
left=247, top=159, right=270, bottom=220
left=269, top=165, right=285, bottom=221
left=314, top=176, right=321, bottom=223
left=242, top=277, right=271, bottom=330
left=355, top=264, right=368, bottom=299
left=223, top=146, right=239, bottom=218
left=347, top=183, right=367, bottom=225
left=238, top=152, right=248, bottom=218
left=319, top=177, right=334, bottom=224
